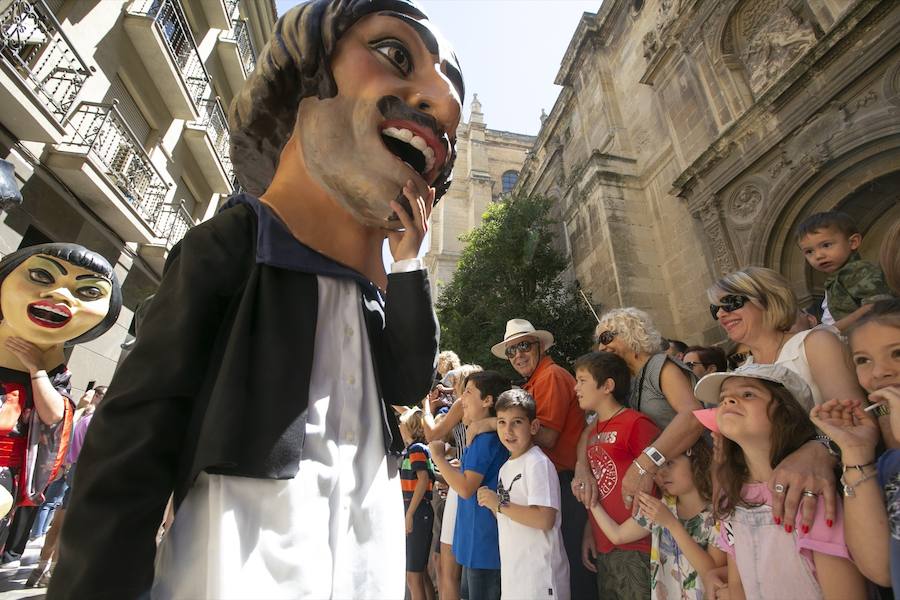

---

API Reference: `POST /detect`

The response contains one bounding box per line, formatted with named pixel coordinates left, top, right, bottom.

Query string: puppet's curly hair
left=229, top=0, right=463, bottom=200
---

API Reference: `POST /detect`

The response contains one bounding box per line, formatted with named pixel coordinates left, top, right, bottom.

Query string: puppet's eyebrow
left=75, top=274, right=111, bottom=283
left=37, top=256, right=68, bottom=276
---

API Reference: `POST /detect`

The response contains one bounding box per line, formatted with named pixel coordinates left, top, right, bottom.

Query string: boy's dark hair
left=796, top=210, right=859, bottom=240
left=573, top=352, right=631, bottom=404
left=683, top=345, right=727, bottom=372
left=668, top=339, right=687, bottom=354
left=495, top=389, right=536, bottom=421
left=464, top=371, right=509, bottom=416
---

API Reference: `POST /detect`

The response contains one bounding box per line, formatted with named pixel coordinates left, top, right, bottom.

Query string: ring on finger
left=801, top=489, right=818, bottom=498
left=774, top=483, right=786, bottom=494
left=625, top=495, right=634, bottom=502
left=578, top=482, right=585, bottom=489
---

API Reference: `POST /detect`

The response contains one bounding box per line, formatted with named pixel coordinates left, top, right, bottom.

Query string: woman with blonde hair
left=706, top=266, right=870, bottom=535
left=707, top=266, right=863, bottom=407
left=573, top=308, right=704, bottom=521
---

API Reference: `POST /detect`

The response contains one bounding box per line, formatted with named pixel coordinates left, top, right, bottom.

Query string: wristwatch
left=643, top=446, right=666, bottom=467
left=871, top=403, right=891, bottom=418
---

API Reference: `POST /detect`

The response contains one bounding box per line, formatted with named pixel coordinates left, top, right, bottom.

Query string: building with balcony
left=0, top=0, right=276, bottom=393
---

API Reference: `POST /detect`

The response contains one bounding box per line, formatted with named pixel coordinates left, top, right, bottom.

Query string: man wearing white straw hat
left=485, top=319, right=595, bottom=598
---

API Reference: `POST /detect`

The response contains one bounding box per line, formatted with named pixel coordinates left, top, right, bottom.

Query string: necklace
left=592, top=406, right=626, bottom=443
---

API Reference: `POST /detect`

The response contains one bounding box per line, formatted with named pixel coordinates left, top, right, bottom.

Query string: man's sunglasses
left=595, top=330, right=616, bottom=346
left=709, top=295, right=750, bottom=320
left=505, top=340, right=537, bottom=359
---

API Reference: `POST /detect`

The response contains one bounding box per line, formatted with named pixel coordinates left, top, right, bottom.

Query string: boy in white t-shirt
left=477, top=389, right=570, bottom=600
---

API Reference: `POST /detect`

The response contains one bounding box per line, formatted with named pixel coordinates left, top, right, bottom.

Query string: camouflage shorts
left=594, top=548, right=650, bottom=600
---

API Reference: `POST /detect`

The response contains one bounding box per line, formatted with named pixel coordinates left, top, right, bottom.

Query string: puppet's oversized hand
left=386, top=180, right=434, bottom=262
left=5, top=337, right=44, bottom=373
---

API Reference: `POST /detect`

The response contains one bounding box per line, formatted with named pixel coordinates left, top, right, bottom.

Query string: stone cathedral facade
left=517, top=0, right=899, bottom=343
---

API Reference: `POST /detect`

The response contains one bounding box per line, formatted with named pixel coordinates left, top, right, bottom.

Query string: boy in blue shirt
left=430, top=371, right=510, bottom=600
left=797, top=211, right=893, bottom=331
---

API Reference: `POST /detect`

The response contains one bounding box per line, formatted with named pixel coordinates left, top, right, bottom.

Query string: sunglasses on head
left=505, top=340, right=537, bottom=359
left=595, top=330, right=616, bottom=346
left=709, top=295, right=750, bottom=320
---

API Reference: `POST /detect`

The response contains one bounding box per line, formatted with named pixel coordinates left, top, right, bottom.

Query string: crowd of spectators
left=395, top=211, right=900, bottom=599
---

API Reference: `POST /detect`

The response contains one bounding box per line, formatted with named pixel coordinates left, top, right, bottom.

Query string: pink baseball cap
left=693, top=408, right=719, bottom=433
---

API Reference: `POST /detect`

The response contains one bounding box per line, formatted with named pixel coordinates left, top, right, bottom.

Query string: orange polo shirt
left=523, top=355, right=585, bottom=471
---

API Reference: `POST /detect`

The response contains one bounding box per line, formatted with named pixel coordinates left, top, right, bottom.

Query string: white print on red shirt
left=587, top=445, right=617, bottom=500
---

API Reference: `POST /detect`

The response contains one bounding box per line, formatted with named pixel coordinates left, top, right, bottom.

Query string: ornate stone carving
left=642, top=30, right=659, bottom=61
left=656, top=0, right=681, bottom=35
left=740, top=7, right=817, bottom=95
left=691, top=196, right=737, bottom=275
left=783, top=109, right=840, bottom=174
left=727, top=184, right=763, bottom=226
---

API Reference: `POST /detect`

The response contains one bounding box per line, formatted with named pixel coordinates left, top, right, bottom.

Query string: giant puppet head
left=0, top=244, right=122, bottom=348
left=229, top=0, right=465, bottom=230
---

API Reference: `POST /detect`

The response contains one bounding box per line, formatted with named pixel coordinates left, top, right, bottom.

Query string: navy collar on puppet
left=220, top=193, right=381, bottom=296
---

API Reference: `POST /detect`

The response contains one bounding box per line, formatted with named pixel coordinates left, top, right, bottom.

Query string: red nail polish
left=826, top=519, right=833, bottom=528
left=774, top=517, right=781, bottom=525
left=785, top=524, right=793, bottom=533
left=802, top=525, right=809, bottom=534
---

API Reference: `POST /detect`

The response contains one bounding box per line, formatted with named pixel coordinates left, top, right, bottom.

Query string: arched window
left=501, top=170, right=519, bottom=194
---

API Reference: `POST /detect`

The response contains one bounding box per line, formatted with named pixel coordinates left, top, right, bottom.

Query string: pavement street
left=0, top=537, right=47, bottom=599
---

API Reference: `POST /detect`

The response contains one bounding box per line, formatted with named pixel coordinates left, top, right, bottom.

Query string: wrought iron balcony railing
left=129, top=0, right=211, bottom=113
left=193, top=96, right=228, bottom=153
left=0, top=0, right=90, bottom=119
left=191, top=95, right=234, bottom=187
left=222, top=18, right=255, bottom=75
left=61, top=101, right=174, bottom=236
left=224, top=0, right=240, bottom=19
left=154, top=200, right=194, bottom=248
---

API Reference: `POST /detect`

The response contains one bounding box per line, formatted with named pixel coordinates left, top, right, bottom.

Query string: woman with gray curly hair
left=572, top=308, right=704, bottom=517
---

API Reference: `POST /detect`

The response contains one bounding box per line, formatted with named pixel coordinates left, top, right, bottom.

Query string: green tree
left=436, top=193, right=597, bottom=380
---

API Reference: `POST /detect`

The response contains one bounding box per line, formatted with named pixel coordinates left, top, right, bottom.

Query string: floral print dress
left=634, top=495, right=719, bottom=600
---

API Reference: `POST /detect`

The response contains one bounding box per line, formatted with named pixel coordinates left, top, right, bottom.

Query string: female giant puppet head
left=0, top=243, right=122, bottom=349
left=229, top=0, right=465, bottom=230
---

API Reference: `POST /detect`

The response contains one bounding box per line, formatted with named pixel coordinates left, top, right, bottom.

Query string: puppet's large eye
left=373, top=39, right=413, bottom=75
left=76, top=285, right=106, bottom=301
left=28, top=268, right=53, bottom=285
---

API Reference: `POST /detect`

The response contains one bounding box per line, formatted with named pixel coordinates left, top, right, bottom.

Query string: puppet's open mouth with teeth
left=379, top=120, right=447, bottom=184
left=27, top=300, right=72, bottom=329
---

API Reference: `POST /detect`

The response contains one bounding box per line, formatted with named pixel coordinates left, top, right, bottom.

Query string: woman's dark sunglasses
left=505, top=340, right=537, bottom=359
left=709, top=295, right=750, bottom=320
left=595, top=330, right=616, bottom=346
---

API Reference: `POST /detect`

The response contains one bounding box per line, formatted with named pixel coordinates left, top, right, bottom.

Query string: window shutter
left=103, top=74, right=151, bottom=147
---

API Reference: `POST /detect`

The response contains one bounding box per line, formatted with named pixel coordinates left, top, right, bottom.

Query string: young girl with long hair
left=693, top=364, right=865, bottom=599
left=809, top=298, right=900, bottom=594
left=588, top=438, right=726, bottom=600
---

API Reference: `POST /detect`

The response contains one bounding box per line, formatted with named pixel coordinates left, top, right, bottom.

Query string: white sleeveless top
left=747, top=328, right=832, bottom=407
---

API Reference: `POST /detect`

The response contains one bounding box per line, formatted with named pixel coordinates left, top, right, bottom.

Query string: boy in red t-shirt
left=574, top=352, right=659, bottom=600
